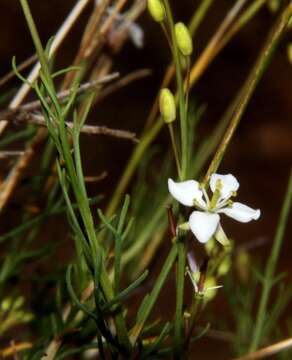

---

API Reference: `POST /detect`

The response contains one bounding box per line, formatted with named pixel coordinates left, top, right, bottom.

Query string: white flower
left=168, top=173, right=260, bottom=244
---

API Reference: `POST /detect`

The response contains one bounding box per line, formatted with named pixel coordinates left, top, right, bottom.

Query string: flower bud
left=267, top=0, right=280, bottom=13
left=175, top=22, right=193, bottom=56
left=147, top=0, right=165, bottom=23
left=159, top=88, right=176, bottom=123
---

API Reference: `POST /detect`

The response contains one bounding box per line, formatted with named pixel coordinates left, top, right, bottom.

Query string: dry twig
left=0, top=0, right=92, bottom=137
left=233, top=337, right=292, bottom=360
left=14, top=113, right=138, bottom=142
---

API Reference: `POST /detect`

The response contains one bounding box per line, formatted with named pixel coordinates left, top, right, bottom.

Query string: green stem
left=105, top=119, right=163, bottom=217
left=185, top=296, right=203, bottom=352
left=163, top=0, right=188, bottom=180
left=168, top=123, right=182, bottom=178
left=19, top=0, right=131, bottom=352
left=203, top=4, right=292, bottom=184
left=174, top=240, right=186, bottom=358
left=249, top=170, right=292, bottom=352
left=130, top=243, right=178, bottom=344
left=189, top=0, right=214, bottom=36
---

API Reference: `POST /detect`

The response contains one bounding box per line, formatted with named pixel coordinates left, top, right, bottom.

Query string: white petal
left=210, top=173, right=239, bottom=200
left=218, top=202, right=261, bottom=223
left=189, top=211, right=220, bottom=243
left=168, top=178, right=204, bottom=207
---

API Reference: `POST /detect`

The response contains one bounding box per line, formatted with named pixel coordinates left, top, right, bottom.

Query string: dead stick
left=15, top=113, right=138, bottom=142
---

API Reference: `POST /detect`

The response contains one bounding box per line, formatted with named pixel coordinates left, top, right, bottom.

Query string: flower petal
left=210, top=173, right=239, bottom=200
left=189, top=211, right=220, bottom=243
left=218, top=202, right=261, bottom=223
left=168, top=178, right=204, bottom=207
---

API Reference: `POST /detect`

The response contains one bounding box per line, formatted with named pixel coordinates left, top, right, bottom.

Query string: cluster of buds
left=147, top=0, right=193, bottom=125
left=147, top=0, right=193, bottom=56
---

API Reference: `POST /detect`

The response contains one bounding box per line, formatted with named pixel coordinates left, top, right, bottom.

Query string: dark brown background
left=0, top=0, right=291, bottom=358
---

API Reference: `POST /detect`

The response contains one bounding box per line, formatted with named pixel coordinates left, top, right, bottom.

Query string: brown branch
left=13, top=113, right=138, bottom=142
left=95, top=68, right=152, bottom=103
left=0, top=151, right=25, bottom=159
left=0, top=73, right=120, bottom=121
left=0, top=129, right=47, bottom=212
left=233, top=337, right=292, bottom=360
left=0, top=0, right=92, bottom=138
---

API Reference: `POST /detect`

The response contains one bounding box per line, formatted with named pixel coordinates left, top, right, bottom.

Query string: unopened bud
left=267, top=0, right=280, bottom=13
left=159, top=88, right=176, bottom=123
left=175, top=22, right=193, bottom=56
left=147, top=0, right=165, bottom=22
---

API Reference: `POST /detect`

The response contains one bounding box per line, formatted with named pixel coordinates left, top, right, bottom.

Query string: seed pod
left=175, top=22, right=193, bottom=56
left=159, top=88, right=176, bottom=123
left=147, top=0, right=165, bottom=23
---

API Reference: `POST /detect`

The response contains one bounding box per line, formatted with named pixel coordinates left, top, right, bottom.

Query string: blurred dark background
left=0, top=0, right=291, bottom=358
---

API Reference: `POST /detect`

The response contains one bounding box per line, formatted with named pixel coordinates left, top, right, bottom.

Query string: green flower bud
left=205, top=237, right=217, bottom=256
left=267, top=0, right=280, bottom=13
left=175, top=22, right=193, bottom=56
left=147, top=0, right=165, bottom=22
left=159, top=88, right=176, bottom=123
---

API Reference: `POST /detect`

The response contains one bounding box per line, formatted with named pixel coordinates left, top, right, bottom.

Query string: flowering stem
left=174, top=240, right=186, bottom=357
left=168, top=124, right=182, bottom=178
left=105, top=0, right=263, bottom=217
left=163, top=0, right=188, bottom=180
left=249, top=170, right=292, bottom=352
left=203, top=3, right=292, bottom=184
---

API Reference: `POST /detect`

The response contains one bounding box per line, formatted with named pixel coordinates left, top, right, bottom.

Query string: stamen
left=214, top=200, right=233, bottom=212
left=202, top=187, right=210, bottom=208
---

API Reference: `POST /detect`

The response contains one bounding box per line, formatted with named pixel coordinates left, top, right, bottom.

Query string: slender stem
left=19, top=0, right=132, bottom=352
left=130, top=244, right=178, bottom=344
left=249, top=170, right=292, bottom=352
left=185, top=296, right=203, bottom=352
left=168, top=124, right=182, bottom=178
left=106, top=0, right=243, bottom=216
left=105, top=119, right=163, bottom=217
left=174, top=240, right=186, bottom=358
left=188, top=0, right=214, bottom=36
left=203, top=3, right=292, bottom=184
left=163, top=0, right=188, bottom=180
